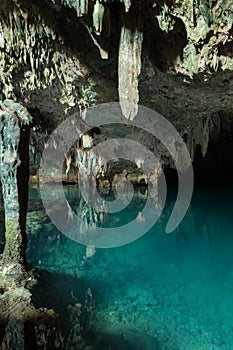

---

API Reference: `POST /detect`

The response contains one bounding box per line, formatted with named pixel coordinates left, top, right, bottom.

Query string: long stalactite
left=118, top=11, right=143, bottom=120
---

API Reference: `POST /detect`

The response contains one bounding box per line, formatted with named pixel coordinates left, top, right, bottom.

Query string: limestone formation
left=0, top=99, right=31, bottom=274
left=0, top=0, right=232, bottom=178
left=93, top=0, right=105, bottom=35
left=118, top=11, right=143, bottom=120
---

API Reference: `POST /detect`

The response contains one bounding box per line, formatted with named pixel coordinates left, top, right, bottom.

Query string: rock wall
left=0, top=0, right=232, bottom=177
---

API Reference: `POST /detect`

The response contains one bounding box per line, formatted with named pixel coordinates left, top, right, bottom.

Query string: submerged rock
left=92, top=328, right=158, bottom=350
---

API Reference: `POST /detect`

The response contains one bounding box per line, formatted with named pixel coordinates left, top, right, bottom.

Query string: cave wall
left=0, top=0, right=232, bottom=179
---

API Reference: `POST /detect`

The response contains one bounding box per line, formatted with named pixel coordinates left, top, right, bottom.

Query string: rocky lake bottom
left=1, top=183, right=233, bottom=349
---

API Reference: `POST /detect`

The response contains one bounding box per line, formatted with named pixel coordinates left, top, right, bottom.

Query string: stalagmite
left=118, top=12, right=143, bottom=120
left=0, top=100, right=31, bottom=274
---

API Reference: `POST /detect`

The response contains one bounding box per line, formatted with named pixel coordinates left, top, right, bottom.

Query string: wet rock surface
left=0, top=264, right=160, bottom=350
left=0, top=267, right=94, bottom=350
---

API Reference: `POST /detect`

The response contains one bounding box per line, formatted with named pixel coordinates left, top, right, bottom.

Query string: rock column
left=0, top=100, right=31, bottom=274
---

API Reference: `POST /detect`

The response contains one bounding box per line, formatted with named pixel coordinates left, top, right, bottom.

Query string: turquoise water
left=26, top=183, right=233, bottom=349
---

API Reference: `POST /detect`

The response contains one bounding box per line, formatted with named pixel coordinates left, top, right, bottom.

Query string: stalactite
left=200, top=116, right=210, bottom=157
left=186, top=115, right=211, bottom=160
left=121, top=0, right=131, bottom=12
left=118, top=12, right=143, bottom=120
left=93, top=0, right=105, bottom=35
left=0, top=2, right=96, bottom=110
left=90, top=1, right=111, bottom=58
left=76, top=0, right=89, bottom=17
left=85, top=24, right=109, bottom=59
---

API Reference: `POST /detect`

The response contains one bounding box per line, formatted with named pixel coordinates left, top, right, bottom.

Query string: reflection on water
left=7, top=184, right=233, bottom=349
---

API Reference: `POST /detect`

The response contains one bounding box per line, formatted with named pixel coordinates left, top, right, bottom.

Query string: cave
left=0, top=0, right=233, bottom=349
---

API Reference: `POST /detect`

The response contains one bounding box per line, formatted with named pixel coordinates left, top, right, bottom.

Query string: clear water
left=25, top=183, right=233, bottom=350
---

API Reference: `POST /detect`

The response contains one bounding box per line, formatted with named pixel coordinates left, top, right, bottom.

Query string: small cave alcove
left=193, top=113, right=233, bottom=184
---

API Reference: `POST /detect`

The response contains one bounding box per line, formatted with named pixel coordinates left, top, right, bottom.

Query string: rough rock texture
left=0, top=0, right=233, bottom=179
left=118, top=11, right=143, bottom=119
left=0, top=0, right=233, bottom=172
left=0, top=269, right=94, bottom=350
left=0, top=1, right=232, bottom=346
left=0, top=0, right=232, bottom=175
left=0, top=100, right=31, bottom=275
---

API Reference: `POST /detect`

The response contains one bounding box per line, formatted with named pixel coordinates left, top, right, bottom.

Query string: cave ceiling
left=0, top=0, right=232, bottom=159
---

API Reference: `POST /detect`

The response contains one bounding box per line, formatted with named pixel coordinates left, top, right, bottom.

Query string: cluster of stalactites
left=0, top=4, right=83, bottom=109
left=76, top=146, right=102, bottom=178
left=0, top=0, right=143, bottom=119
left=72, top=0, right=132, bottom=17
left=74, top=0, right=143, bottom=120
left=75, top=0, right=89, bottom=17
left=0, top=8, right=58, bottom=94
left=91, top=2, right=143, bottom=120
left=86, top=1, right=111, bottom=59
left=185, top=115, right=211, bottom=160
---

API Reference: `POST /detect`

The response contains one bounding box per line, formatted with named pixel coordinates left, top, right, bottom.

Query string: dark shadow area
left=30, top=266, right=123, bottom=318
left=161, top=109, right=233, bottom=186
left=30, top=269, right=89, bottom=316
left=193, top=111, right=233, bottom=184
left=28, top=268, right=159, bottom=349
left=219, top=26, right=233, bottom=59
left=144, top=10, right=188, bottom=72
left=193, top=145, right=233, bottom=184
left=86, top=328, right=158, bottom=350
left=162, top=166, right=178, bottom=186
left=27, top=107, right=57, bottom=133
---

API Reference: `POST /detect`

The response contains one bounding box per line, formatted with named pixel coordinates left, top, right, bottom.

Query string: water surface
left=25, top=183, right=233, bottom=350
